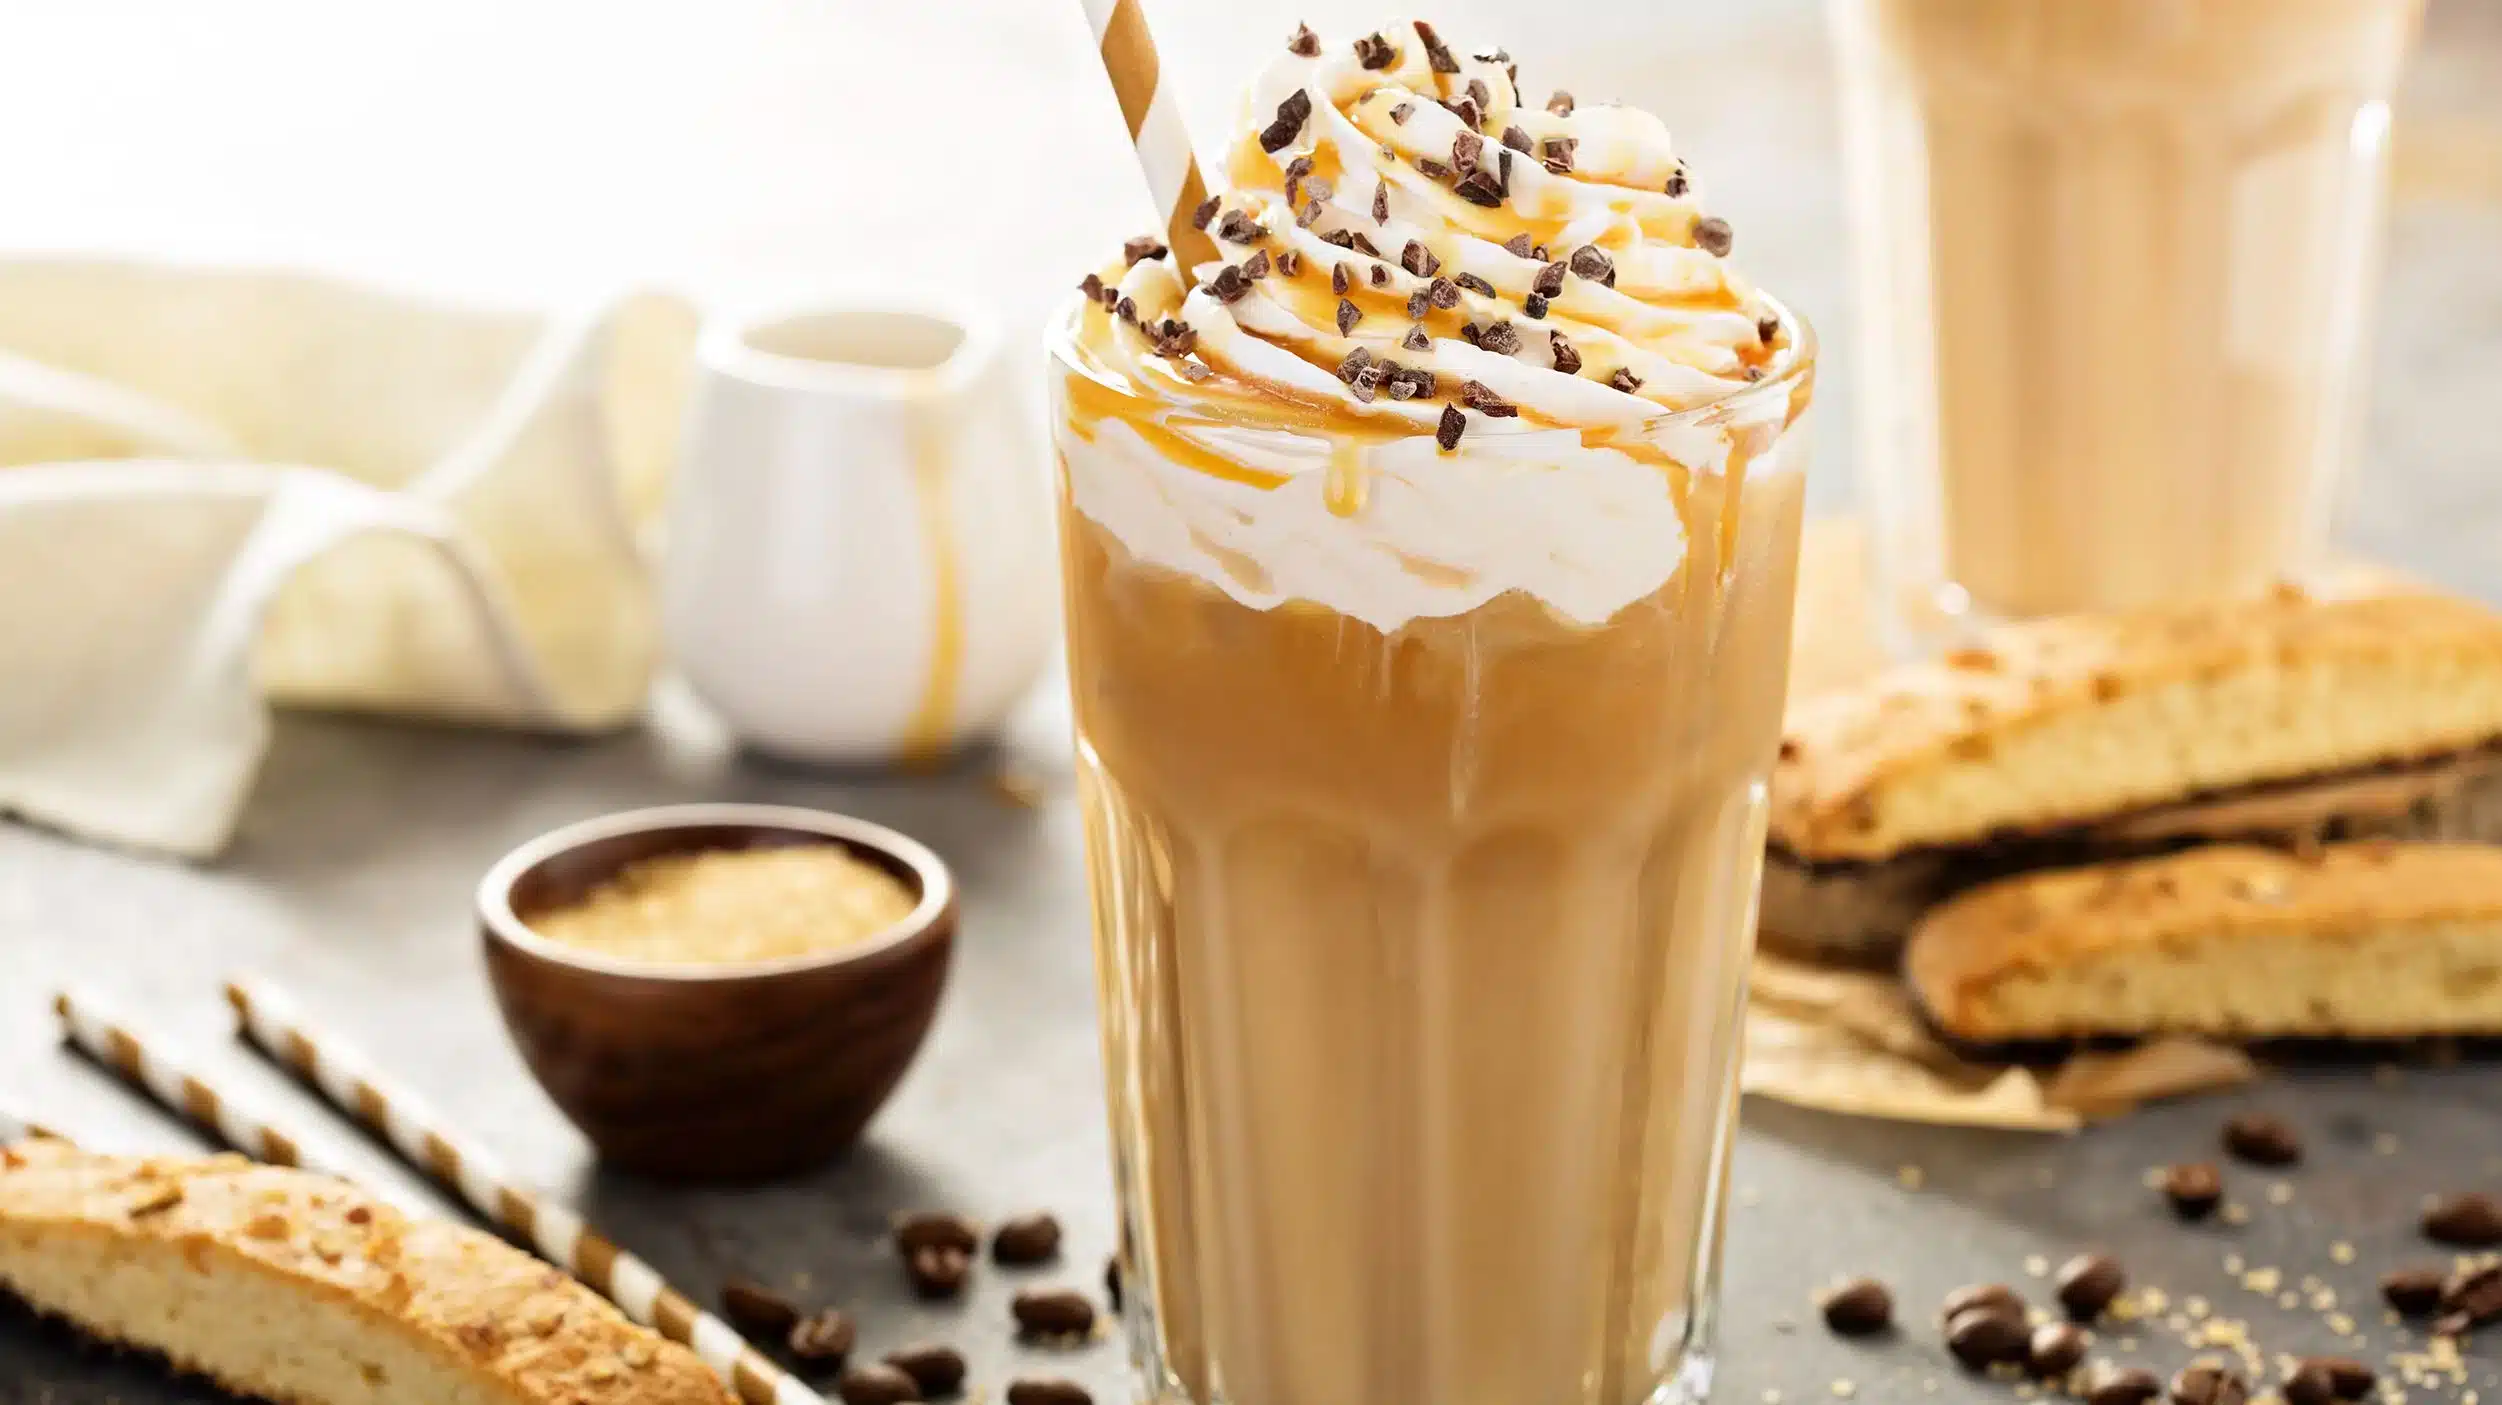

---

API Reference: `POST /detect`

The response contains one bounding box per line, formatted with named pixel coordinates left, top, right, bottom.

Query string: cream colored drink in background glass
left=1832, top=0, right=2423, bottom=634
left=1053, top=19, right=1813, bottom=1405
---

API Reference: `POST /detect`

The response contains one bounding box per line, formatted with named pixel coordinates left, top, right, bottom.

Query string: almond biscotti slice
left=0, top=1140, right=733, bottom=1405
left=1904, top=842, right=2502, bottom=1043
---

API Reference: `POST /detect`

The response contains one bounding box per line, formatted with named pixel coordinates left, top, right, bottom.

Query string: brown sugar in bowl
left=478, top=803, right=955, bottom=1182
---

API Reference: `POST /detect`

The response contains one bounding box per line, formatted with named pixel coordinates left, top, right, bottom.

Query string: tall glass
left=1831, top=0, right=2423, bottom=641
left=1051, top=301, right=1814, bottom=1405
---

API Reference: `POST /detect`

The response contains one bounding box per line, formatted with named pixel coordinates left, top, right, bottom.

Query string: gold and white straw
left=1079, top=0, right=1220, bottom=268
left=222, top=978, right=823, bottom=1405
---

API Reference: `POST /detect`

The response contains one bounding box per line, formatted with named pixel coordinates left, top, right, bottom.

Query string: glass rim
left=1045, top=290, right=1816, bottom=436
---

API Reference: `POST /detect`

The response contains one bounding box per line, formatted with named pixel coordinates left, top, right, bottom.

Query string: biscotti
left=0, top=1140, right=733, bottom=1405
left=1903, top=843, right=2502, bottom=1043
left=1764, top=590, right=2502, bottom=962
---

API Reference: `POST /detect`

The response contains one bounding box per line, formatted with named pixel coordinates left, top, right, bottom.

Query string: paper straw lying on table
left=223, top=978, right=820, bottom=1405
left=1079, top=0, right=1220, bottom=268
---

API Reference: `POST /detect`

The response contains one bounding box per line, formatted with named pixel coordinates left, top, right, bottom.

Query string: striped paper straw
left=49, top=988, right=430, bottom=1217
left=223, top=979, right=820, bottom=1405
left=1080, top=0, right=1220, bottom=268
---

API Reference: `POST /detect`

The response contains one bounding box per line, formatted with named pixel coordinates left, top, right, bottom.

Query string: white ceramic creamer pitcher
left=665, top=299, right=1059, bottom=764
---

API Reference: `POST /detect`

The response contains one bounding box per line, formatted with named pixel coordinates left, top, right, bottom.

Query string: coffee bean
left=1006, top=1381, right=1093, bottom=1405
left=2439, top=1262, right=2502, bottom=1334
left=2028, top=1322, right=2090, bottom=1378
left=2221, top=1113, right=2302, bottom=1166
left=788, top=1309, right=856, bottom=1371
left=1013, top=1288, right=1098, bottom=1338
left=719, top=1277, right=803, bottom=1339
left=1945, top=1307, right=2030, bottom=1370
left=895, top=1212, right=980, bottom=1256
left=992, top=1212, right=1064, bottom=1265
left=2304, top=1357, right=2374, bottom=1400
left=904, top=1245, right=972, bottom=1300
left=2424, top=1192, right=2502, bottom=1247
left=2056, top=1253, right=2127, bottom=1320
left=1940, top=1283, right=2026, bottom=1323
left=2384, top=1266, right=2447, bottom=1315
left=1104, top=1255, right=1123, bottom=1312
left=2170, top=1363, right=2249, bottom=1405
left=2285, top=1362, right=2338, bottom=1405
left=1817, top=1277, right=1893, bottom=1336
left=2088, top=1366, right=2165, bottom=1405
left=2161, top=1163, right=2223, bottom=1221
left=838, top=1363, right=923, bottom=1405
left=883, top=1345, right=966, bottom=1397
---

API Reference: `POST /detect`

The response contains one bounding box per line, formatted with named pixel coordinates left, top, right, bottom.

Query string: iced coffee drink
left=1053, top=20, right=1813, bottom=1405
left=1832, top=0, right=2422, bottom=629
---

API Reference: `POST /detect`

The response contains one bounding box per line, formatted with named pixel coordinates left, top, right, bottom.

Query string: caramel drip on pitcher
left=897, top=399, right=965, bottom=768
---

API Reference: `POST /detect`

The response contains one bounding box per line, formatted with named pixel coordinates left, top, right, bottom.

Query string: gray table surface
left=6, top=4, right=2502, bottom=1403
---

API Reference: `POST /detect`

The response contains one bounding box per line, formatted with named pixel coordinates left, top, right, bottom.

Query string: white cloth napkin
left=0, top=259, right=699, bottom=857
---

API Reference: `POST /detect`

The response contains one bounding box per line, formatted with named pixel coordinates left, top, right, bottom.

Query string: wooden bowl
left=478, top=803, right=955, bottom=1182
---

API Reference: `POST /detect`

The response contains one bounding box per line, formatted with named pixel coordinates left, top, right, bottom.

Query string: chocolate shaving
left=1454, top=272, right=1497, bottom=296
left=1533, top=261, right=1567, bottom=298
left=1568, top=245, right=1615, bottom=283
left=1547, top=90, right=1575, bottom=116
left=1369, top=264, right=1390, bottom=287
left=1241, top=249, right=1271, bottom=279
left=1665, top=164, right=1689, bottom=198
left=1503, top=233, right=1535, bottom=258
left=1436, top=404, right=1465, bottom=451
left=1501, top=126, right=1533, bottom=155
left=1443, top=95, right=1481, bottom=131
left=1122, top=237, right=1168, bottom=265
left=1191, top=196, right=1222, bottom=231
left=1541, top=136, right=1576, bottom=174
left=1523, top=293, right=1549, bottom=320
left=1353, top=33, right=1397, bottom=70
left=1331, top=263, right=1350, bottom=296
left=1414, top=157, right=1453, bottom=180
left=1208, top=266, right=1250, bottom=304
left=1259, top=89, right=1314, bottom=155
left=1079, top=273, right=1105, bottom=303
left=1414, top=20, right=1460, bottom=74
left=1287, top=23, right=1320, bottom=57
left=1217, top=211, right=1265, bottom=245
left=1372, top=182, right=1390, bottom=224
left=1608, top=367, right=1645, bottom=393
left=1452, top=130, right=1485, bottom=173
left=1390, top=101, right=1414, bottom=125
left=1478, top=321, right=1521, bottom=355
left=1427, top=277, right=1461, bottom=309
left=1693, top=216, right=1734, bottom=257
left=1275, top=249, right=1303, bottom=277
left=1549, top=330, right=1582, bottom=374
left=1348, top=232, right=1381, bottom=256
left=1401, top=240, right=1441, bottom=277
left=1336, top=298, right=1363, bottom=336
left=1453, top=170, right=1506, bottom=207
left=1460, top=380, right=1518, bottom=417
left=1407, top=288, right=1431, bottom=320
left=1402, top=325, right=1432, bottom=352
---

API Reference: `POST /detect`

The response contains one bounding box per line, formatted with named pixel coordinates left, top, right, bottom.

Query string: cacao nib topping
left=1466, top=79, right=1492, bottom=115
left=1078, top=273, right=1105, bottom=303
left=1384, top=369, right=1420, bottom=401
left=1568, top=245, right=1614, bottom=283
left=1122, top=237, right=1168, bottom=265
left=1286, top=23, right=1320, bottom=57
left=1436, top=403, right=1465, bottom=450
left=1284, top=155, right=1314, bottom=182
left=1331, top=263, right=1350, bottom=296
left=1694, top=216, right=1734, bottom=258
left=1295, top=199, right=1327, bottom=229
left=1452, top=130, right=1485, bottom=173
left=1402, top=324, right=1432, bottom=352
left=1347, top=363, right=1382, bottom=402
left=1300, top=177, right=1335, bottom=207
left=1206, top=267, right=1250, bottom=304
left=1190, top=195, right=1221, bottom=231
left=1608, top=367, right=1645, bottom=393
left=1427, top=277, right=1461, bottom=309
left=1443, top=95, right=1482, bottom=131
left=1758, top=315, right=1781, bottom=344
left=1498, top=149, right=1513, bottom=189
left=1407, top=288, right=1432, bottom=320
left=1336, top=298, right=1362, bottom=336
left=1548, top=330, right=1582, bottom=374
left=1240, top=249, right=1271, bottom=279
left=1541, top=136, right=1576, bottom=174
left=1369, top=264, right=1390, bottom=286
left=1372, top=181, right=1390, bottom=225
left=1458, top=321, right=1481, bottom=346
left=1398, top=366, right=1437, bottom=398
left=1453, top=272, right=1497, bottom=297
left=1353, top=32, right=1397, bottom=70
left=1097, top=279, right=1121, bottom=309
left=1114, top=295, right=1137, bottom=323
left=1347, top=232, right=1382, bottom=257
left=1217, top=210, right=1265, bottom=245
left=1178, top=359, right=1213, bottom=382
left=1501, top=126, right=1533, bottom=155
left=1460, top=380, right=1518, bottom=417
left=1503, top=233, right=1535, bottom=258
left=1454, top=170, right=1507, bottom=207
left=1275, top=249, right=1303, bottom=277
left=1390, top=101, right=1415, bottom=125
left=1259, top=89, right=1314, bottom=155
left=1402, top=240, right=1442, bottom=277
left=1320, top=229, right=1358, bottom=249
left=1414, top=20, right=1460, bottom=74
left=1335, top=346, right=1376, bottom=383
left=1523, top=293, right=1549, bottom=319
left=1533, top=262, right=1567, bottom=298
left=1665, top=164, right=1689, bottom=198
left=1547, top=90, right=1575, bottom=116
left=1149, top=319, right=1197, bottom=358
left=1414, top=156, right=1454, bottom=180
left=1478, top=321, right=1522, bottom=355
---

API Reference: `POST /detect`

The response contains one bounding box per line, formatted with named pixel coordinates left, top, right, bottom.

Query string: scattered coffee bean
left=1104, top=1255, right=1123, bottom=1312
left=2439, top=1262, right=2502, bottom=1335
left=1006, top=1381, right=1092, bottom=1405
left=993, top=1212, right=1064, bottom=1265
left=904, top=1245, right=972, bottom=1300
left=2221, top=1113, right=2302, bottom=1166
left=2305, top=1357, right=2374, bottom=1400
left=2424, top=1192, right=2502, bottom=1247
left=884, top=1345, right=967, bottom=1398
left=895, top=1212, right=980, bottom=1256
left=1945, top=1306, right=2030, bottom=1370
left=2285, top=1362, right=2338, bottom=1405
left=1013, top=1288, right=1098, bottom=1339
left=2170, top=1364, right=2249, bottom=1405
left=2161, top=1162, right=2224, bottom=1221
left=838, top=1363, right=923, bottom=1405
left=1817, top=1277, right=1893, bottom=1336
left=2055, top=1253, right=2127, bottom=1320
left=2088, top=1366, right=2165, bottom=1405
left=2383, top=1266, right=2447, bottom=1315
left=719, top=1277, right=802, bottom=1339
left=2028, top=1322, right=2090, bottom=1378
left=788, top=1309, right=857, bottom=1371
left=1940, top=1283, right=2027, bottom=1324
